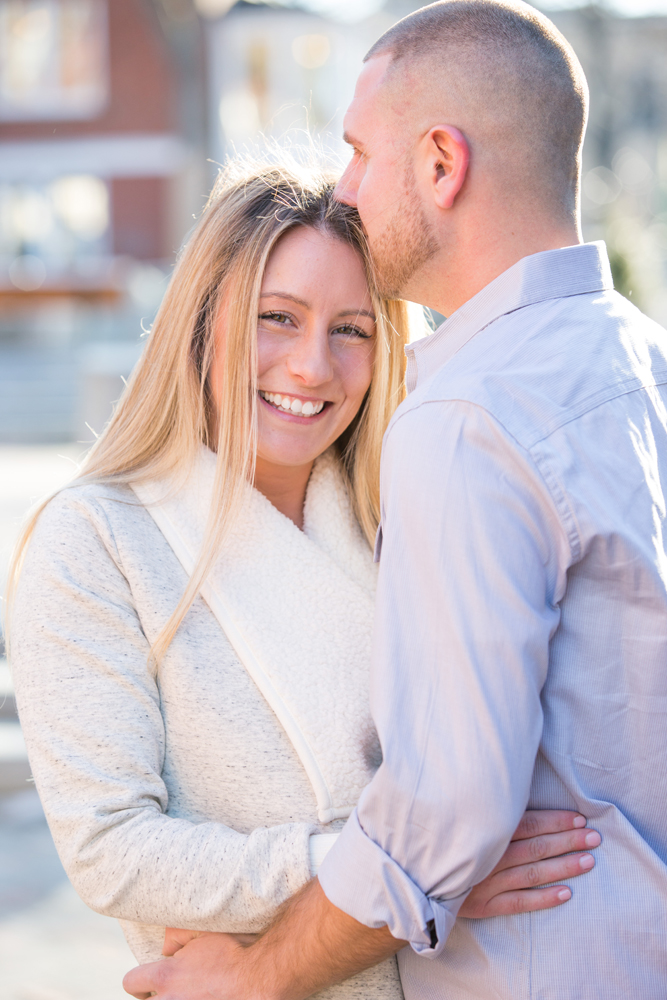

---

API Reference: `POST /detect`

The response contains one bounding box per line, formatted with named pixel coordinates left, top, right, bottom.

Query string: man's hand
left=124, top=931, right=254, bottom=1000
left=123, top=879, right=403, bottom=1000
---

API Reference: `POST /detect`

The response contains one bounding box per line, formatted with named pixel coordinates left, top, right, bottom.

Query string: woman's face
left=213, top=225, right=376, bottom=474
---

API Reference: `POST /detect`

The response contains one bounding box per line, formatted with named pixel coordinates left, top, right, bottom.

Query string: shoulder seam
left=43, top=485, right=136, bottom=584
left=385, top=397, right=580, bottom=562
left=526, top=370, right=667, bottom=448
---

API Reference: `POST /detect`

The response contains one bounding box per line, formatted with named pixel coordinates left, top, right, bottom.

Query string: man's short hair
left=366, top=0, right=588, bottom=212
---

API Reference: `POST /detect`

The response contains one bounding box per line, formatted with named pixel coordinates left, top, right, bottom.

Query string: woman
left=8, top=157, right=597, bottom=998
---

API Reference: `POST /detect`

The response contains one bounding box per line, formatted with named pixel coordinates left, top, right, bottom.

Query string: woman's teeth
left=259, top=391, right=325, bottom=417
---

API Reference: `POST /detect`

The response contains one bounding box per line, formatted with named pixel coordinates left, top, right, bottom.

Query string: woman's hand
left=458, top=809, right=600, bottom=919
left=162, top=927, right=257, bottom=956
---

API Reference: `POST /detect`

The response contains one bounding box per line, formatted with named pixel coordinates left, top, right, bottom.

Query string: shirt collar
left=405, top=241, right=614, bottom=392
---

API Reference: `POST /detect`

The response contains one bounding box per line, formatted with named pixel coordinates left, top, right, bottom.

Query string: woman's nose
left=286, top=331, right=334, bottom=387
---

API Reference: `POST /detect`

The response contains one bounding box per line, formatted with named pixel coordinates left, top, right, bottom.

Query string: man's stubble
left=367, top=165, right=439, bottom=300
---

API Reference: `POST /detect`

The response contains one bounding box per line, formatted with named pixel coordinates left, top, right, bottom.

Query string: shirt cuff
left=317, top=809, right=466, bottom=958
left=309, top=833, right=339, bottom=876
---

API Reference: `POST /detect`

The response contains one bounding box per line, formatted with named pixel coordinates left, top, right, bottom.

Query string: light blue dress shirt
left=318, top=242, right=667, bottom=998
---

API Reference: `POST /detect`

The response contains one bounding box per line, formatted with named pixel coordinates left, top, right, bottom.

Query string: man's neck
left=415, top=219, right=582, bottom=318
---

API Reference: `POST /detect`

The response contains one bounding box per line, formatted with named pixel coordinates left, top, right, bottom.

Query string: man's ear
left=426, top=126, right=469, bottom=209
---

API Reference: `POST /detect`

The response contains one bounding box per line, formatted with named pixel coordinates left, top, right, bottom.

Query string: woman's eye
left=332, top=324, right=372, bottom=340
left=259, top=311, right=292, bottom=325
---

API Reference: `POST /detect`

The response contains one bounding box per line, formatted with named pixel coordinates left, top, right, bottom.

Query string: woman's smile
left=258, top=390, right=329, bottom=419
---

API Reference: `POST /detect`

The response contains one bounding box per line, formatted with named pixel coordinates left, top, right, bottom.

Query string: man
left=125, top=1, right=667, bottom=997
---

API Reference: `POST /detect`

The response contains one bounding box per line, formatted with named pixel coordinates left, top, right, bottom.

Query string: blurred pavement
left=0, top=445, right=135, bottom=1000
left=0, top=789, right=134, bottom=1000
left=0, top=444, right=85, bottom=597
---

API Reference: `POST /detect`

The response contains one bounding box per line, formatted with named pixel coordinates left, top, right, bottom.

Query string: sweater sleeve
left=10, top=491, right=315, bottom=934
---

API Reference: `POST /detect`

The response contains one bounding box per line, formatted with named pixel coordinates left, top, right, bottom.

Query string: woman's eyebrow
left=260, top=295, right=374, bottom=322
left=260, top=292, right=310, bottom=308
left=336, top=309, right=375, bottom=321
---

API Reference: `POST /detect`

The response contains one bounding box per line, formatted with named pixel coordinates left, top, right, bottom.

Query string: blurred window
left=0, top=0, right=108, bottom=121
left=0, top=175, right=110, bottom=284
left=291, top=35, right=330, bottom=70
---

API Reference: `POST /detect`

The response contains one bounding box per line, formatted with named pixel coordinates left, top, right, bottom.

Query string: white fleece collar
left=133, top=447, right=379, bottom=825
left=302, top=450, right=378, bottom=596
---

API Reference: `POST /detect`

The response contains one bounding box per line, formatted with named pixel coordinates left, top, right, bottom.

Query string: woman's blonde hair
left=7, top=154, right=415, bottom=658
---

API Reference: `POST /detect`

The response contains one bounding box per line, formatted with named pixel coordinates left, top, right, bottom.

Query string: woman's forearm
left=56, top=806, right=315, bottom=932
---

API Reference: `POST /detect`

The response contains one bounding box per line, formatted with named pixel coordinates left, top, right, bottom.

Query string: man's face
left=335, top=55, right=438, bottom=300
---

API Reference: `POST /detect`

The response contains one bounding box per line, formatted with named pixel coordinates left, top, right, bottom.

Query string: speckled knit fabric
left=11, top=450, right=402, bottom=998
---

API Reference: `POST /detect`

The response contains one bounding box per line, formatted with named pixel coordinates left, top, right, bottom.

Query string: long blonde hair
left=6, top=154, right=414, bottom=659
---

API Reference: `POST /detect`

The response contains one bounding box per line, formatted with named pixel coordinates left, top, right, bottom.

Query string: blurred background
left=0, top=0, right=666, bottom=995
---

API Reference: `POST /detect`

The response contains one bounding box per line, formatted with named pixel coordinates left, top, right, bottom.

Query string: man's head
left=336, top=1, right=588, bottom=309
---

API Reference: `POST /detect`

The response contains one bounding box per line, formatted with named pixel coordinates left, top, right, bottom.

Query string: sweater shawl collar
left=133, top=447, right=379, bottom=825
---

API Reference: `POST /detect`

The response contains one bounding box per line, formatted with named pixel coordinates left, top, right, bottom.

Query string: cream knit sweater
left=11, top=449, right=402, bottom=999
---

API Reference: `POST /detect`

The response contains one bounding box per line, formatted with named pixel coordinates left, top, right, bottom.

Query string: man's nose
left=334, top=164, right=357, bottom=207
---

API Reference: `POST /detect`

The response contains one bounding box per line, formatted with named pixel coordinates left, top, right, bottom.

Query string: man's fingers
left=123, top=959, right=166, bottom=998
left=480, top=884, right=575, bottom=917
left=490, top=851, right=595, bottom=895
left=512, top=809, right=586, bottom=841
left=495, top=826, right=601, bottom=872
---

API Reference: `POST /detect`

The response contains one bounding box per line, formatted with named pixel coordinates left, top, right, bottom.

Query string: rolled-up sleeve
left=318, top=399, right=570, bottom=955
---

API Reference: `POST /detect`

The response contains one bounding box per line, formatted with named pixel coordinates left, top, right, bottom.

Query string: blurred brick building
left=202, top=0, right=393, bottom=166
left=546, top=5, right=667, bottom=325
left=2, top=0, right=667, bottom=442
left=0, top=0, right=206, bottom=440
